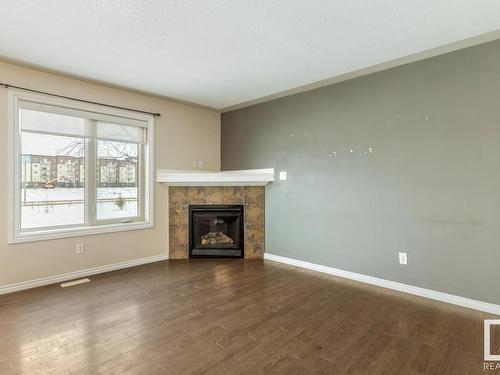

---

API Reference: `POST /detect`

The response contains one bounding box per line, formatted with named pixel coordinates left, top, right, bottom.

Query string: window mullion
left=85, top=119, right=97, bottom=226
left=138, top=144, right=145, bottom=220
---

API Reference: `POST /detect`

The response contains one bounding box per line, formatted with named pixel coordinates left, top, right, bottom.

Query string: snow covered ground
left=23, top=187, right=137, bottom=202
left=21, top=187, right=138, bottom=229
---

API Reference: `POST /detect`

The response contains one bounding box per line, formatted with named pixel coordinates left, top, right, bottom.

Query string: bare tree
left=57, top=140, right=85, bottom=157
left=57, top=140, right=137, bottom=159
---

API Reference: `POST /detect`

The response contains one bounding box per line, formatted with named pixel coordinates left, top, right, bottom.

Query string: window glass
left=21, top=131, right=85, bottom=229
left=96, top=140, right=139, bottom=221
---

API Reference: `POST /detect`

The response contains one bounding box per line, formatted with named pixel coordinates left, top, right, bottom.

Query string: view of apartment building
left=21, top=154, right=137, bottom=188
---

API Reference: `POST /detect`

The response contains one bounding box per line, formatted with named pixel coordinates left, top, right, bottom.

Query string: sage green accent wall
left=221, top=39, right=500, bottom=305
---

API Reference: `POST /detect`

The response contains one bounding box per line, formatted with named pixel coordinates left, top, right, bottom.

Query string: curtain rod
left=1, top=82, right=161, bottom=117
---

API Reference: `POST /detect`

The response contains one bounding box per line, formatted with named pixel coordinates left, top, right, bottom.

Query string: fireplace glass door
left=189, top=205, right=243, bottom=258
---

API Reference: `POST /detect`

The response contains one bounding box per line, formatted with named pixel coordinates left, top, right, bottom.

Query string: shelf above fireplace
left=156, top=168, right=275, bottom=186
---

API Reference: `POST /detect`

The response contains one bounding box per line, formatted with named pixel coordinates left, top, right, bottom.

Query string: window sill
left=9, top=221, right=154, bottom=244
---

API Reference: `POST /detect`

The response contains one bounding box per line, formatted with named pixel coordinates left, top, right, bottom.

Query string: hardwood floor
left=0, top=259, right=497, bottom=374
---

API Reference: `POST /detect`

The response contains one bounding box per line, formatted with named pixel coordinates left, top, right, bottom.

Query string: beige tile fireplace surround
left=169, top=186, right=265, bottom=259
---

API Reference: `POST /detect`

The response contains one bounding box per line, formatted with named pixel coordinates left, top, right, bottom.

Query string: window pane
left=21, top=132, right=85, bottom=229
left=96, top=140, right=139, bottom=221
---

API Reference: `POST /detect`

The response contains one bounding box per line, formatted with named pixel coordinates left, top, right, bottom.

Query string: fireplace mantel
left=156, top=168, right=274, bottom=186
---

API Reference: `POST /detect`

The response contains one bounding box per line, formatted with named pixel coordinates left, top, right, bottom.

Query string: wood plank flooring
left=0, top=259, right=497, bottom=374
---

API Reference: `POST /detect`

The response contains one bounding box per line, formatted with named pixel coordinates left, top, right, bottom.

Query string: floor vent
left=60, top=278, right=90, bottom=288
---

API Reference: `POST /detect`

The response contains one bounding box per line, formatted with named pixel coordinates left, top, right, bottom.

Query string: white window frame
left=8, top=90, right=155, bottom=244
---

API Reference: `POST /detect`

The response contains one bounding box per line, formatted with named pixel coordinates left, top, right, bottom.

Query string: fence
left=22, top=197, right=137, bottom=208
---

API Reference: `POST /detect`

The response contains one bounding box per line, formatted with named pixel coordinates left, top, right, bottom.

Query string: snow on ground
left=23, top=187, right=137, bottom=202
left=21, top=187, right=138, bottom=229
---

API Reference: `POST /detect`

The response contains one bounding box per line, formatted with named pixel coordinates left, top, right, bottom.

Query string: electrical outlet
left=76, top=243, right=85, bottom=255
left=398, top=252, right=408, bottom=265
left=193, top=160, right=204, bottom=169
left=279, top=171, right=287, bottom=181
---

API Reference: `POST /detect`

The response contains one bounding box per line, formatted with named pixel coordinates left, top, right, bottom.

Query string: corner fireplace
left=189, top=205, right=244, bottom=258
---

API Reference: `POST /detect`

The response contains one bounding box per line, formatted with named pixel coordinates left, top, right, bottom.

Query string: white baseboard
left=264, top=253, right=500, bottom=316
left=0, top=254, right=168, bottom=296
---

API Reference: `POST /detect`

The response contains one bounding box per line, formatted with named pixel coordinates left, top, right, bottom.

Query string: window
left=9, top=91, right=154, bottom=243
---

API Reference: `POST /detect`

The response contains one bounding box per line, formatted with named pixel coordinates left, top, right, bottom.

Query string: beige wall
left=0, top=61, right=221, bottom=287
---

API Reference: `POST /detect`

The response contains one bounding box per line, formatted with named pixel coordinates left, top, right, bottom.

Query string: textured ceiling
left=1, top=1, right=500, bottom=110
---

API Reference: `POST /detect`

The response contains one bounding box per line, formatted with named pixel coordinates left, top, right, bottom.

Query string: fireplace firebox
left=189, top=205, right=244, bottom=258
